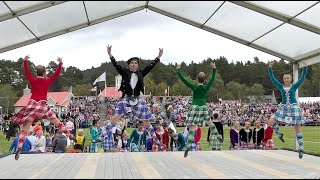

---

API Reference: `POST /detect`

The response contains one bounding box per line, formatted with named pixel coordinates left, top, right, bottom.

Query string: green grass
left=81, top=126, right=320, bottom=154
left=1, top=126, right=319, bottom=155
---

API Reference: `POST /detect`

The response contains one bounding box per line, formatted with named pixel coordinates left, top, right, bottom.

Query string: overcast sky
left=0, top=10, right=279, bottom=70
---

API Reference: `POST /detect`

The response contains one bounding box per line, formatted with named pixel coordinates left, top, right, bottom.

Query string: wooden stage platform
left=0, top=150, right=319, bottom=179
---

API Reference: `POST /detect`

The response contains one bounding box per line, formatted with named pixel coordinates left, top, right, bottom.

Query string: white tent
left=298, top=97, right=320, bottom=103
left=0, top=1, right=319, bottom=67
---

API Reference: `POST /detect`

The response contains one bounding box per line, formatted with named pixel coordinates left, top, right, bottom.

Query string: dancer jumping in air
left=176, top=62, right=222, bottom=157
left=12, top=55, right=73, bottom=160
left=268, top=60, right=308, bottom=158
left=106, top=45, right=164, bottom=150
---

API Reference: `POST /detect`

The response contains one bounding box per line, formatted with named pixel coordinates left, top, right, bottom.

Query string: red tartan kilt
left=263, top=139, right=274, bottom=150
left=12, top=100, right=56, bottom=125
left=241, top=142, right=254, bottom=150
left=152, top=144, right=167, bottom=152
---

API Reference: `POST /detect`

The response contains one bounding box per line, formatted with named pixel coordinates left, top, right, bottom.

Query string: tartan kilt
left=186, top=105, right=210, bottom=126
left=253, top=144, right=263, bottom=150
left=271, top=104, right=305, bottom=125
left=152, top=144, right=167, bottom=152
left=115, top=96, right=152, bottom=120
left=130, top=143, right=145, bottom=152
left=102, top=137, right=114, bottom=150
left=190, top=142, right=201, bottom=151
left=209, top=136, right=223, bottom=150
left=12, top=99, right=56, bottom=125
left=90, top=143, right=98, bottom=153
left=263, top=139, right=274, bottom=150
left=241, top=142, right=254, bottom=150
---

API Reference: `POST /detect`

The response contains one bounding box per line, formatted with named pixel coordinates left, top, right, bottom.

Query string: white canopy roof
left=0, top=1, right=319, bottom=66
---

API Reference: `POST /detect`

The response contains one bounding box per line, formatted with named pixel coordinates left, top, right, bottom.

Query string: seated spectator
left=30, top=125, right=46, bottom=153
left=52, top=130, right=68, bottom=153
left=118, top=131, right=129, bottom=152
left=9, top=132, right=32, bottom=153
left=74, top=129, right=86, bottom=151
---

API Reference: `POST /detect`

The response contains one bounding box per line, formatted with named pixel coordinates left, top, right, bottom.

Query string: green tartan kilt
left=208, top=126, right=223, bottom=150
left=209, top=135, right=222, bottom=150
left=186, top=105, right=210, bottom=126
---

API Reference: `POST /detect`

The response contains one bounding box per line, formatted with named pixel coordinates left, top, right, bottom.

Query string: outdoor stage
left=0, top=150, right=319, bottom=179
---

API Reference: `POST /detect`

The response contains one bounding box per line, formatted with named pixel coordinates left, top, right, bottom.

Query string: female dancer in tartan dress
left=190, top=124, right=202, bottom=151
left=262, top=119, right=274, bottom=150
left=176, top=62, right=222, bottom=157
left=101, top=124, right=114, bottom=152
left=152, top=121, right=169, bottom=152
left=12, top=55, right=73, bottom=160
left=252, top=120, right=265, bottom=149
left=128, top=121, right=147, bottom=152
left=208, top=113, right=223, bottom=151
left=268, top=61, right=308, bottom=158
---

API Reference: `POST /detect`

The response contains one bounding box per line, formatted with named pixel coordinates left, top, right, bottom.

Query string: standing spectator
left=90, top=120, right=99, bottom=153
left=66, top=118, right=75, bottom=136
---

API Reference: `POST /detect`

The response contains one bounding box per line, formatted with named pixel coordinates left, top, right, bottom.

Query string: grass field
left=1, top=126, right=319, bottom=155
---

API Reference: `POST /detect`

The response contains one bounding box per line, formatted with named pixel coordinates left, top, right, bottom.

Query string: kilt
left=240, top=142, right=254, bottom=150
left=186, top=105, right=210, bottom=126
left=271, top=104, right=305, bottom=125
left=152, top=144, right=167, bottom=152
left=115, top=96, right=152, bottom=120
left=190, top=142, right=201, bottom=151
left=229, top=143, right=240, bottom=150
left=12, top=99, right=57, bottom=125
left=209, top=135, right=223, bottom=150
left=102, top=137, right=114, bottom=151
left=263, top=139, right=274, bottom=150
left=130, top=143, right=145, bottom=152
left=253, top=144, right=263, bottom=150
left=90, top=142, right=98, bottom=153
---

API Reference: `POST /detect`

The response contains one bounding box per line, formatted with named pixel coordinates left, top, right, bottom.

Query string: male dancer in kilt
left=12, top=55, right=73, bottom=160
left=268, top=61, right=308, bottom=158
left=106, top=45, right=164, bottom=150
left=176, top=62, right=222, bottom=157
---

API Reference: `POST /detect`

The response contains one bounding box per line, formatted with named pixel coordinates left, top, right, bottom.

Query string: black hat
left=127, top=57, right=140, bottom=65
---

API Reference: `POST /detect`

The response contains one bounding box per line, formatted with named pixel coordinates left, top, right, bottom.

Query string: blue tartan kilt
left=90, top=143, right=98, bottom=153
left=115, top=96, right=152, bottom=120
left=271, top=104, right=305, bottom=125
left=190, top=142, right=201, bottom=151
left=130, top=143, right=145, bottom=152
left=102, top=137, right=114, bottom=150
